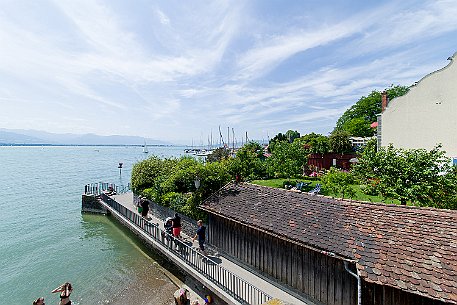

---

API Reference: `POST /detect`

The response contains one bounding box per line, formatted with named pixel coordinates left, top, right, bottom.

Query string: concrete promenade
left=111, top=192, right=311, bottom=305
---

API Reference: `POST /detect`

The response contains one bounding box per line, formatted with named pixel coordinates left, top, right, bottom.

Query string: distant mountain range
left=0, top=129, right=172, bottom=145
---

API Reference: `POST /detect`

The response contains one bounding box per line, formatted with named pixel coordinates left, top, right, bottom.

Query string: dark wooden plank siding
left=309, top=250, right=316, bottom=301
left=320, top=254, right=327, bottom=303
left=327, top=255, right=335, bottom=305
left=362, top=282, right=450, bottom=305
left=334, top=260, right=343, bottom=305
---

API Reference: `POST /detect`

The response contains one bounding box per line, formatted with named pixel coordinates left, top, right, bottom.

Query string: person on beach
left=32, top=297, right=45, bottom=305
left=140, top=198, right=149, bottom=218
left=192, top=220, right=207, bottom=256
left=51, top=282, right=72, bottom=305
left=171, top=213, right=182, bottom=238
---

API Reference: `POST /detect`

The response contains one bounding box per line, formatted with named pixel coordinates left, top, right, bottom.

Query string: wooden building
left=308, top=153, right=358, bottom=171
left=200, top=183, right=457, bottom=305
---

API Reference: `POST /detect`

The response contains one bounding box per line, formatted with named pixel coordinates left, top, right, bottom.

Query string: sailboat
left=143, top=140, right=149, bottom=154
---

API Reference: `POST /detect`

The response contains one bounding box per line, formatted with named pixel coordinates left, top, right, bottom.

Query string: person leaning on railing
left=192, top=220, right=207, bottom=256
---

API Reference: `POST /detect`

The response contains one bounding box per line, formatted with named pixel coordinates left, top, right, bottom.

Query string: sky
left=1, top=0, right=456, bottom=145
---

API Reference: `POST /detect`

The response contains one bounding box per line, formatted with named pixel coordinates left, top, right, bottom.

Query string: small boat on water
left=143, top=141, right=149, bottom=153
left=195, top=149, right=213, bottom=157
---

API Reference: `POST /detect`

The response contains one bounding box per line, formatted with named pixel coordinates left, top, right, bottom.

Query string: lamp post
left=118, top=162, right=123, bottom=175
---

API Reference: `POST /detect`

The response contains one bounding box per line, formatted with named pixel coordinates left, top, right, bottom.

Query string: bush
left=162, top=192, right=188, bottom=212
left=321, top=167, right=356, bottom=199
left=132, top=154, right=233, bottom=220
left=131, top=156, right=177, bottom=192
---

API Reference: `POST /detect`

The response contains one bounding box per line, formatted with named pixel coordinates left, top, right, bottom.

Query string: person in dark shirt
left=171, top=213, right=182, bottom=238
left=192, top=220, right=207, bottom=256
left=140, top=199, right=149, bottom=218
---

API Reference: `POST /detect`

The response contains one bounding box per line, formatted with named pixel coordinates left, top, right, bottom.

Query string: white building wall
left=381, top=52, right=457, bottom=158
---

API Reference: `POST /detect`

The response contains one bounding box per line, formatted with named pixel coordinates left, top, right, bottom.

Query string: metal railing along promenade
left=99, top=193, right=272, bottom=305
left=84, top=182, right=130, bottom=196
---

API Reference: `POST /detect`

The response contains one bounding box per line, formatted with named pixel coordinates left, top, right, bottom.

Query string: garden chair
left=308, top=183, right=321, bottom=195
left=296, top=181, right=311, bottom=191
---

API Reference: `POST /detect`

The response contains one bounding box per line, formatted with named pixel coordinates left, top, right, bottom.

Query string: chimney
left=381, top=91, right=389, bottom=112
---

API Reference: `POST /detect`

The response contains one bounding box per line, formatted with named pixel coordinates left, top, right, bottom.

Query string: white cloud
left=236, top=23, right=359, bottom=80
left=156, top=10, right=170, bottom=25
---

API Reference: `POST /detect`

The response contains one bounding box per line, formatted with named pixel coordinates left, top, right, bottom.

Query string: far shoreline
left=0, top=143, right=178, bottom=147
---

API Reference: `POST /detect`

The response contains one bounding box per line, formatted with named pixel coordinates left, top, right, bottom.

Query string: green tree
left=131, top=156, right=177, bottom=192
left=206, top=147, right=230, bottom=163
left=354, top=142, right=456, bottom=208
left=298, top=133, right=330, bottom=154
left=133, top=155, right=234, bottom=220
left=329, top=130, right=352, bottom=153
left=343, top=117, right=373, bottom=137
left=335, top=85, right=409, bottom=136
left=180, top=159, right=232, bottom=220
left=233, top=142, right=266, bottom=180
left=284, top=130, right=301, bottom=143
left=160, top=157, right=202, bottom=194
left=268, top=130, right=300, bottom=152
left=266, top=141, right=308, bottom=178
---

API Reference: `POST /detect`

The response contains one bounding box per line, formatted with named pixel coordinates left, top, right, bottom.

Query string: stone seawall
left=81, top=194, right=107, bottom=214
left=102, top=197, right=229, bottom=305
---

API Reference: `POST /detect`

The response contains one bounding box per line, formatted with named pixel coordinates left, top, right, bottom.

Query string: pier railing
left=100, top=193, right=272, bottom=305
left=84, top=182, right=130, bottom=196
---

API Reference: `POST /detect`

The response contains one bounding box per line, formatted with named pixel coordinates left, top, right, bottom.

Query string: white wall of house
left=380, top=52, right=457, bottom=158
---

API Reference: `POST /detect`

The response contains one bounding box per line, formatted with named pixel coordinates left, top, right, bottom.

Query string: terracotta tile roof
left=200, top=182, right=457, bottom=304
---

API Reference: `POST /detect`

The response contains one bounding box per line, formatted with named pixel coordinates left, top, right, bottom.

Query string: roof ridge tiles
left=239, top=182, right=457, bottom=215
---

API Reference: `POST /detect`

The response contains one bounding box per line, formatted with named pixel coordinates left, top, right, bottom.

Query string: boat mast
left=232, top=128, right=235, bottom=151
left=219, top=126, right=225, bottom=148
left=227, top=127, right=230, bottom=150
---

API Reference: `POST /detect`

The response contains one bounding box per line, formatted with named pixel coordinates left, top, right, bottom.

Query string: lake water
left=0, top=145, right=185, bottom=305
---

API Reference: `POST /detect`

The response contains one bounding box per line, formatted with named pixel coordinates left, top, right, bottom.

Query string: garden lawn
left=251, top=179, right=401, bottom=204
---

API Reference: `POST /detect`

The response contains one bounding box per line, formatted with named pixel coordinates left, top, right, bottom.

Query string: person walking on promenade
left=140, top=198, right=149, bottom=219
left=32, top=297, right=45, bottom=305
left=192, top=220, right=207, bottom=256
left=51, top=282, right=73, bottom=305
left=171, top=213, right=182, bottom=238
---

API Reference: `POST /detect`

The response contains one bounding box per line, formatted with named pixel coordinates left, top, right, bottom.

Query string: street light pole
left=118, top=162, right=123, bottom=175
